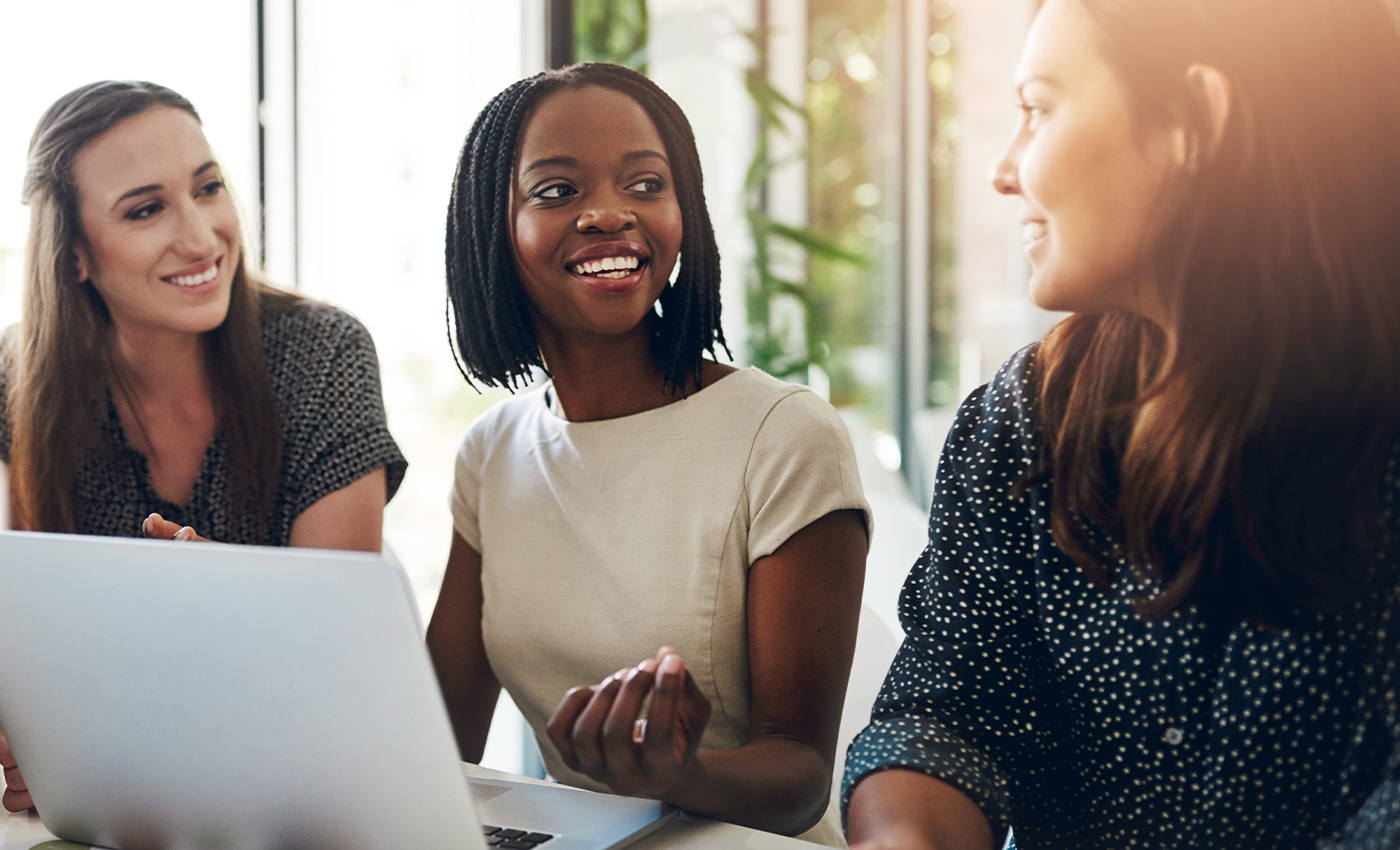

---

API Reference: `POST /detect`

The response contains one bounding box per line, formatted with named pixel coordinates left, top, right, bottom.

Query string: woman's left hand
left=546, top=647, right=711, bottom=799
left=141, top=513, right=210, bottom=542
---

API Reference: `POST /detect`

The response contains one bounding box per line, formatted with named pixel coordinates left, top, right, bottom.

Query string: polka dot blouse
left=0, top=297, right=407, bottom=546
left=841, top=345, right=1400, bottom=849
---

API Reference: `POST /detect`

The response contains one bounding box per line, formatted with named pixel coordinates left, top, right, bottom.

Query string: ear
left=71, top=242, right=92, bottom=284
left=1185, top=64, right=1232, bottom=159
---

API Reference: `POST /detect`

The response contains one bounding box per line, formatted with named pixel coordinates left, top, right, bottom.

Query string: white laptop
left=0, top=531, right=676, bottom=850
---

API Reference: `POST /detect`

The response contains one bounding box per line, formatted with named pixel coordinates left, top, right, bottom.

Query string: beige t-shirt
left=450, top=367, right=869, bottom=845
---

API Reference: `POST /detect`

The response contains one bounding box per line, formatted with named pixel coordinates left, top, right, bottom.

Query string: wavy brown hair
left=12, top=80, right=298, bottom=533
left=1036, top=0, right=1400, bottom=627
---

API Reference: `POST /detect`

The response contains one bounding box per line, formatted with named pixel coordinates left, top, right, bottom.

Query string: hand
left=0, top=730, right=34, bottom=814
left=142, top=513, right=209, bottom=542
left=546, top=647, right=711, bottom=799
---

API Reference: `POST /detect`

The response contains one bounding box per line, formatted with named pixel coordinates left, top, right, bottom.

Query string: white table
left=0, top=763, right=826, bottom=850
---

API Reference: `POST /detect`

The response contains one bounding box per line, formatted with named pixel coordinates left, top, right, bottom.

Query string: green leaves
left=742, top=31, right=866, bottom=378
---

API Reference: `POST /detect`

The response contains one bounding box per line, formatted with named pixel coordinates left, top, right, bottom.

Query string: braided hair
left=445, top=63, right=729, bottom=392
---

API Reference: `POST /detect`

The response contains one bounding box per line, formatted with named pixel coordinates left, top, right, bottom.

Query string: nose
left=575, top=190, right=636, bottom=234
left=991, top=136, right=1022, bottom=196
left=173, top=199, right=221, bottom=258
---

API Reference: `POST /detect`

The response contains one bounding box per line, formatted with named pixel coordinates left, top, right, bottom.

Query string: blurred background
left=0, top=0, right=1056, bottom=774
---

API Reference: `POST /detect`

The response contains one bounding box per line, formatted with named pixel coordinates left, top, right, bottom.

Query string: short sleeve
left=450, top=423, right=485, bottom=553
left=744, top=388, right=871, bottom=563
left=274, top=306, right=408, bottom=520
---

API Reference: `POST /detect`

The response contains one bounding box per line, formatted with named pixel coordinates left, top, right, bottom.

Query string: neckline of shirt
left=539, top=365, right=770, bottom=427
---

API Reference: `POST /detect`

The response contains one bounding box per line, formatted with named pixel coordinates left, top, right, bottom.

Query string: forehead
left=71, top=107, right=213, bottom=203
left=516, top=85, right=666, bottom=170
left=1017, top=0, right=1103, bottom=85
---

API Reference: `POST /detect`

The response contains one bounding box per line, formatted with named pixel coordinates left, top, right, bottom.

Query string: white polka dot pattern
left=841, top=344, right=1400, bottom=849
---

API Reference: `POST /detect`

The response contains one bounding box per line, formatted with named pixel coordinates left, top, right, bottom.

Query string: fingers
left=644, top=653, right=685, bottom=763
left=568, top=670, right=627, bottom=777
left=142, top=513, right=181, bottom=539
left=2, top=737, right=32, bottom=813
left=546, top=685, right=596, bottom=773
left=601, top=660, right=657, bottom=771
left=142, top=514, right=209, bottom=542
left=3, top=763, right=24, bottom=793
left=2, top=786, right=32, bottom=814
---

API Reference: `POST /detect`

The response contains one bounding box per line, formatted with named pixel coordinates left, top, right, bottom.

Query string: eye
left=626, top=177, right=666, bottom=194
left=535, top=182, right=577, bottom=200
left=125, top=201, right=164, bottom=221
left=1020, top=102, right=1046, bottom=128
left=198, top=179, right=226, bottom=197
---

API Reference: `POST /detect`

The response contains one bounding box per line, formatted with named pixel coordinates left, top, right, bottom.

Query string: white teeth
left=1024, top=222, right=1048, bottom=243
left=570, top=255, right=641, bottom=276
left=167, top=264, right=218, bottom=287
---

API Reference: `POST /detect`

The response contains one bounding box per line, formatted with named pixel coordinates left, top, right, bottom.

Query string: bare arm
left=144, top=468, right=388, bottom=552
left=847, top=769, right=995, bottom=850
left=288, top=468, right=386, bottom=552
left=547, top=508, right=868, bottom=835
left=425, top=532, right=500, bottom=762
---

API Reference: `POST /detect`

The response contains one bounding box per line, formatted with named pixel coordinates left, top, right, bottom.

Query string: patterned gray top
left=841, top=344, right=1400, bottom=850
left=0, top=298, right=407, bottom=546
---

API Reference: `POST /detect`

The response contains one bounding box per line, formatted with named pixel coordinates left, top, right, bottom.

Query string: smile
left=570, top=255, right=642, bottom=279
left=1023, top=221, right=1048, bottom=245
left=163, top=259, right=220, bottom=288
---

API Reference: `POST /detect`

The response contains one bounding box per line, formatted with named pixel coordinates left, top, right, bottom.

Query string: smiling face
left=510, top=85, right=683, bottom=343
left=70, top=106, right=238, bottom=340
left=993, top=0, right=1181, bottom=318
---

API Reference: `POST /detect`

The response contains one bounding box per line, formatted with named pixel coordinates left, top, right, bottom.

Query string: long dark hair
left=1036, top=0, right=1400, bottom=627
left=14, top=80, right=293, bottom=532
left=445, top=63, right=728, bottom=392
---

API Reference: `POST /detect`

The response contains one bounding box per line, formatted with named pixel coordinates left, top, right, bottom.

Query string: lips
left=564, top=242, right=650, bottom=293
left=162, top=258, right=221, bottom=288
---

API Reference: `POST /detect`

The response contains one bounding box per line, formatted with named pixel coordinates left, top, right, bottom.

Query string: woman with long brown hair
left=842, top=0, right=1400, bottom=847
left=0, top=79, right=408, bottom=812
left=6, top=79, right=405, bottom=546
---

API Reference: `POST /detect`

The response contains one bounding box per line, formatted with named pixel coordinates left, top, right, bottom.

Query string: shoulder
left=259, top=294, right=375, bottom=360
left=457, top=384, right=551, bottom=461
left=711, top=367, right=819, bottom=424
left=935, top=344, right=1047, bottom=512
left=948, top=342, right=1041, bottom=463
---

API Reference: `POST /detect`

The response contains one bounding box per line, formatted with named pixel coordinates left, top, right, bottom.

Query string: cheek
left=653, top=203, right=684, bottom=272
left=1022, top=117, right=1172, bottom=306
left=84, top=228, right=152, bottom=282
left=213, top=202, right=242, bottom=243
left=511, top=212, right=553, bottom=277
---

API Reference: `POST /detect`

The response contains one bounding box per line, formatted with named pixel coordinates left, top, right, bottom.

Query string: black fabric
left=842, top=344, right=1400, bottom=850
left=0, top=298, right=407, bottom=545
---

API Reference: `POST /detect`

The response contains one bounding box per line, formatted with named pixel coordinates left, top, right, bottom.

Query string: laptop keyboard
left=482, top=825, right=555, bottom=848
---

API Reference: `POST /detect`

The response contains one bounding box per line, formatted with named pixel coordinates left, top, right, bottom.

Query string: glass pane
left=575, top=0, right=649, bottom=70
left=292, top=0, right=523, bottom=621
left=0, top=0, right=256, bottom=333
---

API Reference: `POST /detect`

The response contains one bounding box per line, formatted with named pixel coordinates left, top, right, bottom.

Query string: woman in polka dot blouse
left=841, top=0, right=1400, bottom=848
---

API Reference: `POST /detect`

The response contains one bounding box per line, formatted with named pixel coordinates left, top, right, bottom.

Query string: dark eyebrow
left=521, top=156, right=579, bottom=176
left=622, top=149, right=668, bottom=165
left=521, top=150, right=669, bottom=178
left=111, top=161, right=220, bottom=210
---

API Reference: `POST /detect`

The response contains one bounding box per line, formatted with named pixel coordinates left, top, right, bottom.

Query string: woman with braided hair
left=426, top=64, right=870, bottom=843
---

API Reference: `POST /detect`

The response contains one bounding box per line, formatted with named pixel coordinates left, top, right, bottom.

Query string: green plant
left=741, top=28, right=867, bottom=380
left=574, top=0, right=648, bottom=72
